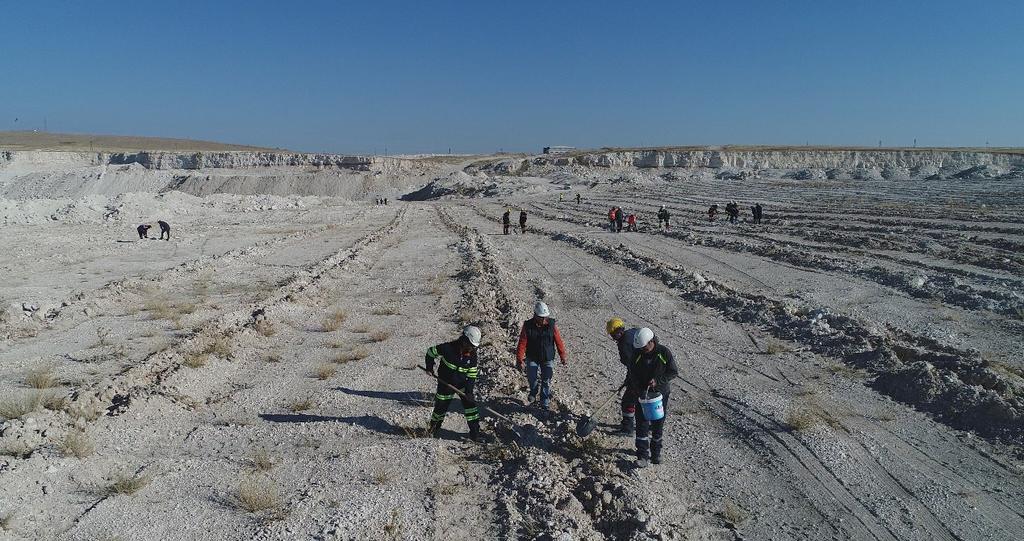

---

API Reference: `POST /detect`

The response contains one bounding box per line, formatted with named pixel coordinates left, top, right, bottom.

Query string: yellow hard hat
left=606, top=317, right=625, bottom=335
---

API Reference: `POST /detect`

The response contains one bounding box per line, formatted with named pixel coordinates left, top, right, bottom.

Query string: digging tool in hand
left=576, top=382, right=627, bottom=437
left=418, top=366, right=521, bottom=438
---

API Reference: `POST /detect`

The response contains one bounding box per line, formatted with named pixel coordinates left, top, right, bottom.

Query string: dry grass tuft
left=368, top=330, right=391, bottom=343
left=203, top=336, right=233, bottom=360
left=237, top=475, right=281, bottom=513
left=764, top=339, right=792, bottom=355
left=254, top=319, right=276, bottom=337
left=0, top=394, right=39, bottom=420
left=322, top=309, right=347, bottom=332
left=265, top=353, right=282, bottom=363
left=0, top=510, right=16, bottom=532
left=287, top=397, right=315, bottom=412
left=371, top=305, right=400, bottom=316
left=383, top=508, right=401, bottom=539
left=0, top=439, right=36, bottom=459
left=38, top=389, right=67, bottom=411
left=61, top=430, right=95, bottom=458
left=722, top=499, right=747, bottom=525
left=101, top=471, right=152, bottom=496
left=249, top=449, right=277, bottom=472
left=333, top=348, right=368, bottom=363
left=372, top=469, right=394, bottom=485
left=351, top=324, right=371, bottom=334
left=784, top=407, right=819, bottom=432
left=313, top=364, right=337, bottom=380
left=183, top=352, right=208, bottom=369
left=144, top=298, right=197, bottom=322
left=25, top=367, right=58, bottom=389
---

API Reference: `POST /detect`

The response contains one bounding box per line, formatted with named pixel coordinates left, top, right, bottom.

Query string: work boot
left=619, top=416, right=635, bottom=434
left=428, top=420, right=442, bottom=438
left=467, top=422, right=481, bottom=443
left=651, top=439, right=663, bottom=464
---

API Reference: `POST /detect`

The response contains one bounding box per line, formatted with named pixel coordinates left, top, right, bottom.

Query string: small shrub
left=368, top=330, right=390, bottom=343
left=101, top=471, right=152, bottom=496
left=265, top=353, right=282, bottom=363
left=237, top=475, right=281, bottom=513
left=333, top=348, right=368, bottom=363
left=323, top=309, right=347, bottom=332
left=61, top=430, right=95, bottom=458
left=288, top=397, right=314, bottom=412
left=183, top=353, right=208, bottom=369
left=25, top=367, right=58, bottom=389
left=313, top=364, right=337, bottom=380
left=351, top=324, right=371, bottom=334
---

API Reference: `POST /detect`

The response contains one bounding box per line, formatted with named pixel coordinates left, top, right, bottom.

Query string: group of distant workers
left=136, top=221, right=171, bottom=240
left=502, top=208, right=528, bottom=234
left=707, top=202, right=763, bottom=224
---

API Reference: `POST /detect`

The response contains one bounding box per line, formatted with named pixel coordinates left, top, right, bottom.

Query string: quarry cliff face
left=0, top=150, right=395, bottom=171
left=549, top=148, right=1024, bottom=169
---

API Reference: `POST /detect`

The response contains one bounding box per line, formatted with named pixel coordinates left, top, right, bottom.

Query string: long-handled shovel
left=576, top=382, right=627, bottom=437
left=418, top=366, right=519, bottom=431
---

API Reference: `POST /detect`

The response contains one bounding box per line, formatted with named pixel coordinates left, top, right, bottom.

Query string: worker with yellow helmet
left=606, top=317, right=640, bottom=434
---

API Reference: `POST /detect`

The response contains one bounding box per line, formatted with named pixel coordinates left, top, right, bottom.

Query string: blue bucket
left=639, top=392, right=665, bottom=421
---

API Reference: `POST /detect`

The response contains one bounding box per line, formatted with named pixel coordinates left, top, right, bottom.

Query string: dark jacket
left=626, top=338, right=679, bottom=398
left=616, top=328, right=639, bottom=367
left=425, top=340, right=478, bottom=384
left=516, top=317, right=567, bottom=364
left=519, top=211, right=527, bottom=224
left=502, top=211, right=510, bottom=224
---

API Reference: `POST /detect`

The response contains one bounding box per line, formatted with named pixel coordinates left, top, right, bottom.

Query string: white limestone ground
left=0, top=146, right=1022, bottom=541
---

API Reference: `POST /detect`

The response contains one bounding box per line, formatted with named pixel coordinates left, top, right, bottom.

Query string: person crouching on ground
left=425, top=326, right=482, bottom=442
left=516, top=301, right=569, bottom=412
left=627, top=327, right=679, bottom=467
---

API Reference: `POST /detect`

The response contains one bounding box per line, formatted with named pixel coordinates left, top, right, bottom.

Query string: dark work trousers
left=430, top=378, right=480, bottom=429
left=634, top=392, right=669, bottom=459
left=620, top=382, right=638, bottom=421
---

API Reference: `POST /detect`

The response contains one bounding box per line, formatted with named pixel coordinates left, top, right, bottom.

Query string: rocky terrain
left=1, top=145, right=1022, bottom=540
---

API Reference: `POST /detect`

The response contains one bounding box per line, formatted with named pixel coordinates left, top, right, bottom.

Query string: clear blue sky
left=2, top=1, right=1021, bottom=154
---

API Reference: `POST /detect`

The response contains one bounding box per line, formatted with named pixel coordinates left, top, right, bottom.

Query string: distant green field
left=0, top=131, right=286, bottom=152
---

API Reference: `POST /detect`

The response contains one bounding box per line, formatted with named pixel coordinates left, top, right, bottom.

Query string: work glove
left=516, top=360, right=525, bottom=372
left=647, top=379, right=656, bottom=389
left=425, top=361, right=435, bottom=375
left=560, top=356, right=568, bottom=366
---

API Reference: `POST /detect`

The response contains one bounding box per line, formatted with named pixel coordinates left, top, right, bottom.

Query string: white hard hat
left=633, top=327, right=654, bottom=349
left=534, top=301, right=550, bottom=317
left=462, top=325, right=481, bottom=347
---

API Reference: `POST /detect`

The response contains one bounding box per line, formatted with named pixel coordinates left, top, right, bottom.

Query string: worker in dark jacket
left=425, top=326, right=482, bottom=441
left=607, top=318, right=640, bottom=433
left=516, top=301, right=569, bottom=411
left=502, top=209, right=511, bottom=235
left=657, top=205, right=670, bottom=230
left=137, top=224, right=152, bottom=239
left=627, top=327, right=679, bottom=467
left=519, top=210, right=528, bottom=233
